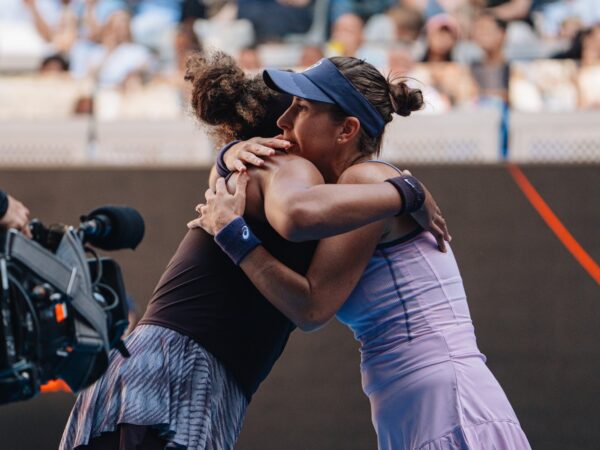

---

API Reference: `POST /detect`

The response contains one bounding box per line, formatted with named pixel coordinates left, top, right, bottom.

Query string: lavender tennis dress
left=337, top=230, right=531, bottom=450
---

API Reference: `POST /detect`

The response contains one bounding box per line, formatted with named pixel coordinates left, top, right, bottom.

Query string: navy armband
left=216, top=140, right=241, bottom=178
left=0, top=190, right=8, bottom=219
left=385, top=175, right=426, bottom=215
left=215, top=217, right=262, bottom=265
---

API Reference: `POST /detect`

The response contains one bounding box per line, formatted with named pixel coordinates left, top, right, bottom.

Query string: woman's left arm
left=239, top=216, right=383, bottom=331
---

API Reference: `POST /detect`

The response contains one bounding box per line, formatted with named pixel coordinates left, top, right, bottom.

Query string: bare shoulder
left=227, top=154, right=324, bottom=220
left=338, top=161, right=401, bottom=184
left=265, top=154, right=323, bottom=181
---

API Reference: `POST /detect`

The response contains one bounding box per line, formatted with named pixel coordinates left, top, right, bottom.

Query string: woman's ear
left=337, top=116, right=361, bottom=144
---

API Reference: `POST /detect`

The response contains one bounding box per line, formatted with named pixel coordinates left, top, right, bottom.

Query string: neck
left=581, top=48, right=598, bottom=66
left=484, top=49, right=505, bottom=65
left=428, top=53, right=448, bottom=62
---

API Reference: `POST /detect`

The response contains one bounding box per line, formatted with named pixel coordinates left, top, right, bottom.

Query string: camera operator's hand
left=0, top=195, right=32, bottom=238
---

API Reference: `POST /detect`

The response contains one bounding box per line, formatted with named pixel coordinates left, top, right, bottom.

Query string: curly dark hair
left=184, top=51, right=291, bottom=145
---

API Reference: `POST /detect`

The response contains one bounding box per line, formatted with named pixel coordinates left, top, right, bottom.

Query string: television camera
left=0, top=206, right=144, bottom=405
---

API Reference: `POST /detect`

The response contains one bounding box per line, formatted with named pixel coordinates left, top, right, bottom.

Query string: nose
left=277, top=105, right=293, bottom=131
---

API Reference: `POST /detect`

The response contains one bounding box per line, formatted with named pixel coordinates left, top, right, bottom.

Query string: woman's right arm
left=199, top=156, right=407, bottom=242
left=208, top=137, right=288, bottom=190
left=261, top=157, right=403, bottom=241
left=210, top=138, right=449, bottom=249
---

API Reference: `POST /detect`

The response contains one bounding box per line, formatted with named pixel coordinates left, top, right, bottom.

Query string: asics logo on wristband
left=215, top=217, right=262, bottom=265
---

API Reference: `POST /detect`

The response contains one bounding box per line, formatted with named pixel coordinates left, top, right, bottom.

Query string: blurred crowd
left=1, top=0, right=599, bottom=119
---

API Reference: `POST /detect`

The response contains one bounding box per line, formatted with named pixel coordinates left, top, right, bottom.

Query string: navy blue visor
left=263, top=58, right=386, bottom=138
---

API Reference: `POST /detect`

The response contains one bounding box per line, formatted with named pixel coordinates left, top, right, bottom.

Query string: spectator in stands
left=174, top=22, right=202, bottom=72
left=421, top=13, right=459, bottom=62
left=557, top=16, right=584, bottom=41
left=472, top=0, right=575, bottom=28
left=3, top=0, right=61, bottom=24
left=509, top=59, right=579, bottom=112
left=470, top=10, right=509, bottom=152
left=20, top=0, right=104, bottom=53
left=180, top=0, right=207, bottom=26
left=581, top=24, right=600, bottom=66
left=161, top=22, right=202, bottom=102
left=537, top=0, right=600, bottom=39
left=237, top=0, right=314, bottom=43
left=364, top=5, right=424, bottom=45
left=554, top=24, right=600, bottom=65
left=327, top=12, right=388, bottom=67
left=39, top=53, right=70, bottom=74
left=238, top=45, right=262, bottom=70
left=130, top=0, right=184, bottom=48
left=387, top=45, right=415, bottom=75
left=576, top=25, right=600, bottom=108
left=410, top=12, right=479, bottom=110
left=403, top=0, right=485, bottom=45
left=402, top=0, right=474, bottom=23
left=299, top=44, right=324, bottom=67
left=22, top=0, right=77, bottom=54
left=329, top=0, right=395, bottom=23
left=416, top=61, right=479, bottom=108
left=471, top=12, right=509, bottom=101
left=86, top=9, right=156, bottom=87
left=478, top=0, right=532, bottom=22
left=328, top=13, right=364, bottom=57
left=389, top=5, right=425, bottom=44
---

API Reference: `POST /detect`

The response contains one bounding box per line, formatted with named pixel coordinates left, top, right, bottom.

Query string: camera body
left=0, top=208, right=142, bottom=406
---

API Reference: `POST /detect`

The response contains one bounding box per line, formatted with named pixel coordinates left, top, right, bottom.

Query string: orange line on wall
left=41, top=380, right=71, bottom=393
left=507, top=163, right=600, bottom=285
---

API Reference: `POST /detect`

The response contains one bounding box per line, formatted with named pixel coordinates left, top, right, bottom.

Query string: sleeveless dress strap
left=365, top=160, right=403, bottom=175
left=364, top=159, right=424, bottom=237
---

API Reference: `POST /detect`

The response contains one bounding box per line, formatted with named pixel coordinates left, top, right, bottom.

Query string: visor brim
left=263, top=69, right=335, bottom=104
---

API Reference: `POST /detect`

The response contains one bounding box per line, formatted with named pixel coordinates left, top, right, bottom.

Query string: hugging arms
left=196, top=137, right=449, bottom=248
left=192, top=138, right=449, bottom=331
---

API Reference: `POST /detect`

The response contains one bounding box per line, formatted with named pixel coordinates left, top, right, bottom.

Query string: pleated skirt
left=368, top=356, right=531, bottom=450
left=60, top=324, right=248, bottom=450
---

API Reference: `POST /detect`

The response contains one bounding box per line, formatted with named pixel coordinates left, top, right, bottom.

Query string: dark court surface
left=0, top=165, right=598, bottom=450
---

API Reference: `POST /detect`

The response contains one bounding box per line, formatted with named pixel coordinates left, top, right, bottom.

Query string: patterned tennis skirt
left=59, top=324, right=248, bottom=450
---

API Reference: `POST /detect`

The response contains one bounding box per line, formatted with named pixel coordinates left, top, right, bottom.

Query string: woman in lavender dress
left=197, top=56, right=531, bottom=450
